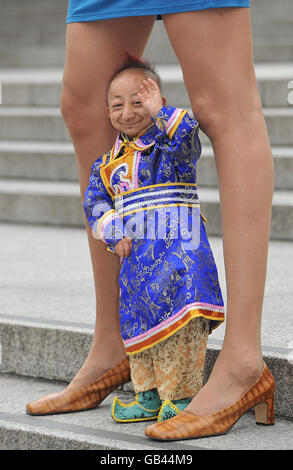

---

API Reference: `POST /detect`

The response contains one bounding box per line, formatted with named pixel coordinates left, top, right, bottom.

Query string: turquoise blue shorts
left=66, top=0, right=250, bottom=23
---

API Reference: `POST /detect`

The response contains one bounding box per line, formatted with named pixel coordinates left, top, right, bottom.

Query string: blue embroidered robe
left=84, top=106, right=225, bottom=354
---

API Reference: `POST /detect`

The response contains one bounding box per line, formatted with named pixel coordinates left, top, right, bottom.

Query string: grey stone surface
left=1, top=180, right=292, bottom=240
left=1, top=320, right=292, bottom=419
left=0, top=141, right=78, bottom=181
left=263, top=108, right=293, bottom=146
left=0, top=222, right=292, bottom=347
left=0, top=223, right=292, bottom=418
left=1, top=106, right=293, bottom=146
left=198, top=146, right=293, bottom=190
left=0, top=0, right=292, bottom=451
left=1, top=0, right=293, bottom=66
left=0, top=374, right=292, bottom=450
left=0, top=46, right=66, bottom=68
left=0, top=179, right=84, bottom=226
left=0, top=323, right=92, bottom=383
left=0, top=107, right=70, bottom=142
left=1, top=63, right=293, bottom=107
left=1, top=141, right=293, bottom=190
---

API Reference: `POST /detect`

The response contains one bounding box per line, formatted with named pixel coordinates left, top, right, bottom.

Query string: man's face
left=106, top=69, right=153, bottom=138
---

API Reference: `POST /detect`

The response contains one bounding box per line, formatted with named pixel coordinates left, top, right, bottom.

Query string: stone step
left=1, top=0, right=293, bottom=66
left=0, top=178, right=83, bottom=226
left=0, top=46, right=66, bottom=69
left=1, top=106, right=293, bottom=146
left=144, top=15, right=293, bottom=65
left=197, top=146, right=293, bottom=191
left=0, top=179, right=292, bottom=240
left=1, top=316, right=292, bottom=422
left=1, top=141, right=293, bottom=191
left=0, top=222, right=292, bottom=422
left=0, top=69, right=63, bottom=107
left=0, top=107, right=69, bottom=142
left=1, top=63, right=293, bottom=107
left=0, top=375, right=292, bottom=450
left=2, top=39, right=293, bottom=68
left=0, top=141, right=78, bottom=182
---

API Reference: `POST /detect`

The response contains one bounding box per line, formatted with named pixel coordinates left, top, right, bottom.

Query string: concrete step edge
left=1, top=71, right=292, bottom=108
left=0, top=140, right=293, bottom=157
left=0, top=315, right=292, bottom=420
left=0, top=178, right=292, bottom=205
left=0, top=181, right=292, bottom=237
left=1, top=106, right=293, bottom=116
left=1, top=63, right=293, bottom=82
left=0, top=404, right=291, bottom=451
left=1, top=142, right=293, bottom=192
left=2, top=375, right=291, bottom=451
left=0, top=181, right=292, bottom=240
left=0, top=408, right=189, bottom=451
left=0, top=140, right=74, bottom=153
left=0, top=108, right=292, bottom=146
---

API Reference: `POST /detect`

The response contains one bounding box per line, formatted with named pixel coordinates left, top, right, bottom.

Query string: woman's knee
left=190, top=92, right=263, bottom=142
left=61, top=86, right=89, bottom=138
left=60, top=78, right=105, bottom=139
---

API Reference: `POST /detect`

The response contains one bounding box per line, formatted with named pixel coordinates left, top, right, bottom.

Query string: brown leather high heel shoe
left=145, top=363, right=275, bottom=441
left=26, top=357, right=130, bottom=416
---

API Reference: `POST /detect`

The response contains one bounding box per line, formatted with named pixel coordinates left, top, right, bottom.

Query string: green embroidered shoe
left=111, top=388, right=162, bottom=423
left=157, top=398, right=192, bottom=422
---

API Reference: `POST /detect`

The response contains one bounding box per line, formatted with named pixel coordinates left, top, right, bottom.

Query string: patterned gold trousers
left=129, top=317, right=209, bottom=401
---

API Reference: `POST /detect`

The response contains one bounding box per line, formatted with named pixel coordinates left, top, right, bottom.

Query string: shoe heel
left=254, top=394, right=274, bottom=425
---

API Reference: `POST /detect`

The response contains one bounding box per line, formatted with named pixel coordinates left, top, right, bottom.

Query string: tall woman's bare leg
left=60, top=17, right=155, bottom=390
left=163, top=7, right=274, bottom=415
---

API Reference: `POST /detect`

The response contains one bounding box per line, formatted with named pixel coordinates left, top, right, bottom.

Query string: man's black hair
left=107, top=53, right=162, bottom=93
